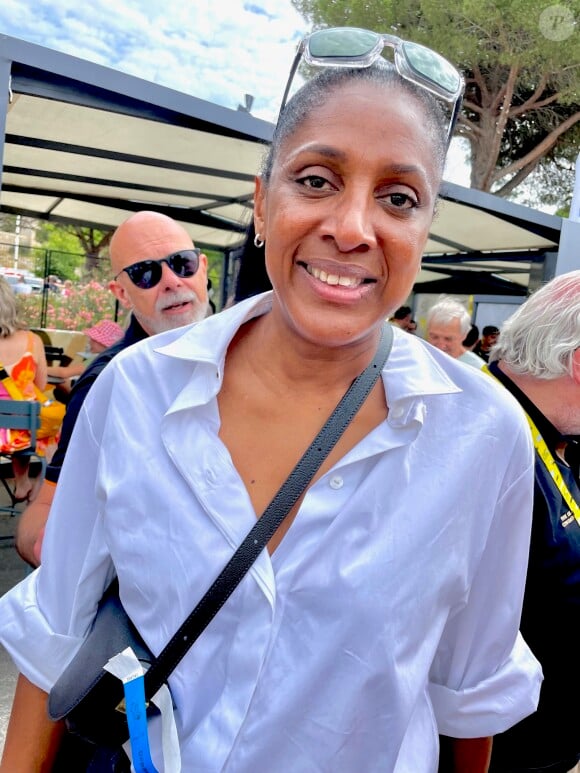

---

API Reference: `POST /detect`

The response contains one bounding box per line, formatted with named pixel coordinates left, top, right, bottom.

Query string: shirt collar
left=157, top=293, right=463, bottom=414
left=157, top=294, right=273, bottom=414
left=384, top=329, right=462, bottom=405
left=157, top=292, right=273, bottom=369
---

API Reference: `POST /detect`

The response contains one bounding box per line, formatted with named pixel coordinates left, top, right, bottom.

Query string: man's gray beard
left=133, top=291, right=208, bottom=335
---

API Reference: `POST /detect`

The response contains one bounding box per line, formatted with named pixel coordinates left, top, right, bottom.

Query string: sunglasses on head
left=114, top=249, right=201, bottom=289
left=280, top=27, right=465, bottom=146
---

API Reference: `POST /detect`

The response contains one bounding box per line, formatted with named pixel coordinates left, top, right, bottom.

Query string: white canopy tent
left=0, top=33, right=578, bottom=302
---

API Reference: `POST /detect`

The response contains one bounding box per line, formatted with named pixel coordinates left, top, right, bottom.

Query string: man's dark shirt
left=472, top=341, right=491, bottom=362
left=46, top=316, right=148, bottom=484
left=487, top=361, right=580, bottom=773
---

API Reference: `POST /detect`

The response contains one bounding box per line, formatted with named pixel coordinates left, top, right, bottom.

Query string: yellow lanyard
left=524, top=413, right=580, bottom=524
left=483, top=365, right=580, bottom=524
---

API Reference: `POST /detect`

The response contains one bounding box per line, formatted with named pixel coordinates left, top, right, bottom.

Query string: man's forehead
left=110, top=216, right=194, bottom=273
left=428, top=319, right=463, bottom=335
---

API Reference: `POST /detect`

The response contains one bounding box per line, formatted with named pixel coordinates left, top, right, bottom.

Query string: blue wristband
left=123, top=674, right=159, bottom=773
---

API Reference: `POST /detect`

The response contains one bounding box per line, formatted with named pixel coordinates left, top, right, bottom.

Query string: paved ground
left=0, top=491, right=32, bottom=755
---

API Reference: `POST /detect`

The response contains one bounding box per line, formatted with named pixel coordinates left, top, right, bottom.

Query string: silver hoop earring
left=254, top=233, right=265, bottom=249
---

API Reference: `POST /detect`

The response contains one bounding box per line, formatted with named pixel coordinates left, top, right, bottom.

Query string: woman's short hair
left=489, top=270, right=580, bottom=379
left=426, top=295, right=472, bottom=338
left=262, top=62, right=448, bottom=184
left=0, top=277, right=24, bottom=337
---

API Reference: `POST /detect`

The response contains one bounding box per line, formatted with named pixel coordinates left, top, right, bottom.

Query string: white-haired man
left=488, top=271, right=580, bottom=773
left=426, top=295, right=485, bottom=369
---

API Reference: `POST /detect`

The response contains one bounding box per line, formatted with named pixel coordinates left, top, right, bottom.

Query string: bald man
left=16, top=211, right=208, bottom=566
left=108, top=210, right=209, bottom=334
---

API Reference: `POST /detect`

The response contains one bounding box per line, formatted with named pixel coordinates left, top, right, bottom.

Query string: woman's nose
left=322, top=188, right=378, bottom=253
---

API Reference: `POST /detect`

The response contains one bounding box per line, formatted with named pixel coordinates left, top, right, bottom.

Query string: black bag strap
left=144, top=322, right=394, bottom=699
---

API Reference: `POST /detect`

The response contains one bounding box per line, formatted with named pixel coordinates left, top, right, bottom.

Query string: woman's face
left=254, top=81, right=442, bottom=349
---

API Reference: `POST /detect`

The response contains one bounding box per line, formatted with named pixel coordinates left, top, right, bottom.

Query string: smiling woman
left=254, top=67, right=445, bottom=350
left=0, top=29, right=541, bottom=773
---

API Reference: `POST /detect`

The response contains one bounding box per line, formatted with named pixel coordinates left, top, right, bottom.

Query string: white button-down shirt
left=0, top=293, right=541, bottom=772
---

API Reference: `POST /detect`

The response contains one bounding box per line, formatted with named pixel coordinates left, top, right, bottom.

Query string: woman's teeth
left=307, top=265, right=362, bottom=288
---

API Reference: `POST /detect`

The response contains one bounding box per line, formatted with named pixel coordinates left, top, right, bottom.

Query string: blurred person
left=48, top=275, right=62, bottom=293
left=427, top=296, right=486, bottom=369
left=8, top=273, right=33, bottom=296
left=473, top=325, right=500, bottom=362
left=47, top=319, right=124, bottom=389
left=1, top=31, right=540, bottom=772
left=388, top=304, right=413, bottom=331
left=0, top=277, right=52, bottom=501
left=463, top=323, right=480, bottom=351
left=15, top=210, right=208, bottom=567
left=488, top=272, right=580, bottom=773
left=61, top=279, right=74, bottom=297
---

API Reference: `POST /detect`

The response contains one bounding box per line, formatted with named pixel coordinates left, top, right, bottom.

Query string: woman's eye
left=298, top=174, right=332, bottom=190
left=384, top=191, right=418, bottom=209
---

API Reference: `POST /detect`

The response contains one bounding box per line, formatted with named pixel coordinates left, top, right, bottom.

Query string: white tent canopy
left=0, top=33, right=577, bottom=296
left=0, top=34, right=271, bottom=254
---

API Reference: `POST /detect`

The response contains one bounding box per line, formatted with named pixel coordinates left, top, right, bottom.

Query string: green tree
left=291, top=0, right=580, bottom=202
left=34, top=222, right=83, bottom=280
left=205, top=248, right=224, bottom=310
left=74, top=227, right=113, bottom=275
left=35, top=222, right=113, bottom=279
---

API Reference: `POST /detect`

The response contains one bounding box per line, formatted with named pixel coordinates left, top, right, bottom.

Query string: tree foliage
left=35, top=222, right=113, bottom=279
left=291, top=0, right=580, bottom=204
left=0, top=213, right=17, bottom=232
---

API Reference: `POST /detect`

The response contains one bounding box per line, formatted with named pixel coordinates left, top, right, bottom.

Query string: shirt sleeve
left=429, top=423, right=543, bottom=738
left=0, top=368, right=116, bottom=692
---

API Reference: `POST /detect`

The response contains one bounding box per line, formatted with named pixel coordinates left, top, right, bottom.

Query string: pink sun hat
left=83, top=319, right=124, bottom=348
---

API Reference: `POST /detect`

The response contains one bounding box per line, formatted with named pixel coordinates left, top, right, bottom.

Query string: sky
left=0, top=0, right=308, bottom=122
left=0, top=0, right=470, bottom=183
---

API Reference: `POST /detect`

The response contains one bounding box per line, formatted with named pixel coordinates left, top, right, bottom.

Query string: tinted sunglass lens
left=128, top=261, right=162, bottom=289
left=403, top=42, right=461, bottom=95
left=123, top=251, right=199, bottom=288
left=309, top=28, right=379, bottom=58
left=167, top=251, right=199, bottom=277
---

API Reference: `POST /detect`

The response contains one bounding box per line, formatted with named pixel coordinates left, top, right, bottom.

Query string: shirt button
left=390, top=406, right=404, bottom=419
left=329, top=475, right=343, bottom=490
left=206, top=469, right=217, bottom=484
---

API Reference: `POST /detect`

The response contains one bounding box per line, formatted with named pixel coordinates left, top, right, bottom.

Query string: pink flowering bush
left=15, top=281, right=129, bottom=331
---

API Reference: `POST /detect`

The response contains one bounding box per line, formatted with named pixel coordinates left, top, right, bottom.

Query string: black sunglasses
left=114, top=249, right=201, bottom=289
